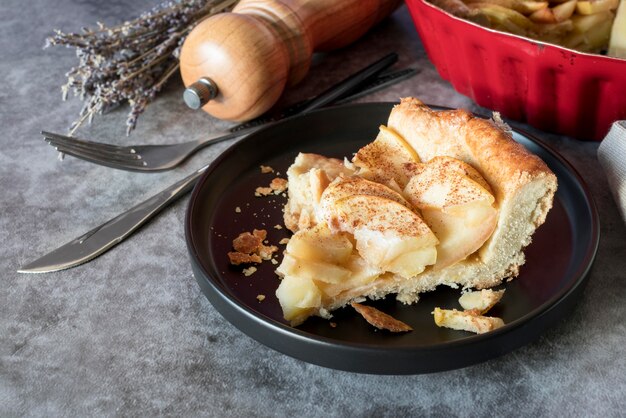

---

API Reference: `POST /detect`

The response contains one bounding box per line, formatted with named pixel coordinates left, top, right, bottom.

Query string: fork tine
left=41, top=131, right=130, bottom=154
left=52, top=144, right=148, bottom=169
left=44, top=137, right=142, bottom=160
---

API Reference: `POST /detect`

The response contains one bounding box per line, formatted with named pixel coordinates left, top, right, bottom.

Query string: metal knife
left=19, top=61, right=418, bottom=273
left=18, top=166, right=207, bottom=273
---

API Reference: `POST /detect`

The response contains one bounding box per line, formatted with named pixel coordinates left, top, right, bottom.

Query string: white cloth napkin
left=598, top=121, right=626, bottom=224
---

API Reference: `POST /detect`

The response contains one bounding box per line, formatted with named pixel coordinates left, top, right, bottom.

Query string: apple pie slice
left=275, top=98, right=557, bottom=326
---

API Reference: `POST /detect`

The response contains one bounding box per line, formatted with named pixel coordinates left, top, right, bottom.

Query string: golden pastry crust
left=276, top=98, right=558, bottom=325
left=283, top=153, right=354, bottom=232
left=385, top=98, right=557, bottom=300
left=388, top=98, right=557, bottom=218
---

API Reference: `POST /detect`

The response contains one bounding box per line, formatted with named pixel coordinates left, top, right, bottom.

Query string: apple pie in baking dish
left=275, top=98, right=558, bottom=326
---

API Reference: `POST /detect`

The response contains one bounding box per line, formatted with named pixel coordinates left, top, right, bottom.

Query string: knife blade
left=18, top=166, right=207, bottom=273
left=19, top=58, right=418, bottom=273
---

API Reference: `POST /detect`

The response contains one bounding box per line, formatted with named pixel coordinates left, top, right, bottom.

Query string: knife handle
left=179, top=0, right=401, bottom=121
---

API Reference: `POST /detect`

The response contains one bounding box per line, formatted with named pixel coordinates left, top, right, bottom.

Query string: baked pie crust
left=276, top=98, right=557, bottom=326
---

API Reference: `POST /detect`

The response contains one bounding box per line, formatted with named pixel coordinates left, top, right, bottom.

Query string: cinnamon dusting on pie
left=273, top=98, right=556, bottom=329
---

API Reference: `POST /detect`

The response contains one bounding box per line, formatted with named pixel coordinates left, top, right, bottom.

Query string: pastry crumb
left=260, top=165, right=274, bottom=173
left=256, top=177, right=288, bottom=197
left=235, top=206, right=241, bottom=213
left=270, top=258, right=278, bottom=265
left=253, top=229, right=267, bottom=240
left=458, top=289, right=505, bottom=314
left=243, top=266, right=257, bottom=276
left=270, top=177, right=288, bottom=194
left=279, top=238, right=290, bottom=245
left=432, top=308, right=504, bottom=334
left=329, top=322, right=337, bottom=328
left=228, top=252, right=262, bottom=265
left=228, top=228, right=278, bottom=275
left=255, top=187, right=273, bottom=197
left=256, top=294, right=266, bottom=302
left=258, top=244, right=278, bottom=260
left=233, top=232, right=262, bottom=254
left=351, top=302, right=413, bottom=332
left=273, top=224, right=283, bottom=230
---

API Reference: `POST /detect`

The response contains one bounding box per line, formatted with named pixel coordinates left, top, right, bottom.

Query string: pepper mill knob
left=179, top=0, right=401, bottom=121
left=183, top=77, right=218, bottom=110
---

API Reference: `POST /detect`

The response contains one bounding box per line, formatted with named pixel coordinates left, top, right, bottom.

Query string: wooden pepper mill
left=179, top=0, right=401, bottom=121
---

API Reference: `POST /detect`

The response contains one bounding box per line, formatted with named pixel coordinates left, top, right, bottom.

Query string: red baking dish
left=405, top=0, right=626, bottom=140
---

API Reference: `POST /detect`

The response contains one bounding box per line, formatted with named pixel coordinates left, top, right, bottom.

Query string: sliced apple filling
left=275, top=129, right=502, bottom=325
left=403, top=156, right=498, bottom=270
left=275, top=98, right=556, bottom=327
left=283, top=153, right=354, bottom=232
left=352, top=125, right=421, bottom=189
left=276, top=223, right=383, bottom=325
left=328, top=195, right=438, bottom=278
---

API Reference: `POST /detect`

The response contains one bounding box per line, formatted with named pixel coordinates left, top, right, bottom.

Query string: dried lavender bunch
left=45, top=0, right=238, bottom=135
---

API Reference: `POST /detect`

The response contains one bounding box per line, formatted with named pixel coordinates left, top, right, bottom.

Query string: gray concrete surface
left=1, top=1, right=624, bottom=416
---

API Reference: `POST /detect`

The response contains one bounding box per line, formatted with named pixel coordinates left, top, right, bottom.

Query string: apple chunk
left=331, top=195, right=438, bottom=278
left=576, top=0, right=618, bottom=15
left=318, top=176, right=411, bottom=224
left=275, top=221, right=383, bottom=323
left=285, top=223, right=353, bottom=265
left=459, top=289, right=505, bottom=313
left=609, top=0, right=626, bottom=58
left=404, top=156, right=498, bottom=270
left=276, top=254, right=352, bottom=284
left=275, top=275, right=322, bottom=326
left=277, top=224, right=354, bottom=285
left=315, top=254, right=383, bottom=298
left=433, top=308, right=504, bottom=334
left=552, top=0, right=577, bottom=22
left=283, top=153, right=354, bottom=232
left=352, top=125, right=421, bottom=188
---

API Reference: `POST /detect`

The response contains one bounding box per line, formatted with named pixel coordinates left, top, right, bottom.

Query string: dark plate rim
left=185, top=102, right=600, bottom=367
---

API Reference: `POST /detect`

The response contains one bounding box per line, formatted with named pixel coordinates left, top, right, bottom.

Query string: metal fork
left=43, top=55, right=417, bottom=172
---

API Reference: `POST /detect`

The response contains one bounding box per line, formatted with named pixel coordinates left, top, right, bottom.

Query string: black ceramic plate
left=185, top=103, right=599, bottom=374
